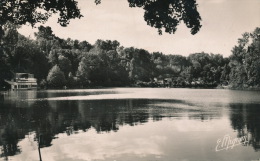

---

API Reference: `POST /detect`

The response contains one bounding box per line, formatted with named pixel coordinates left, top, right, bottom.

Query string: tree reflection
left=0, top=112, right=22, bottom=160
left=229, top=103, right=260, bottom=151
left=0, top=120, right=21, bottom=160
left=0, top=97, right=229, bottom=159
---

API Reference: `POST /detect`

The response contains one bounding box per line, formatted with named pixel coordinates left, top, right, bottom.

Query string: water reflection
left=229, top=103, right=260, bottom=151
left=0, top=89, right=260, bottom=160
left=0, top=117, right=21, bottom=160
left=1, top=98, right=215, bottom=159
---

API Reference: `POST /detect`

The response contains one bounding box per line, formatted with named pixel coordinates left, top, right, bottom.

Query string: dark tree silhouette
left=0, top=0, right=201, bottom=35
left=0, top=0, right=82, bottom=27
left=128, top=0, right=202, bottom=34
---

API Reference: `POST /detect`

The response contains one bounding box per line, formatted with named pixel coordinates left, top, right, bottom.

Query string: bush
left=47, top=65, right=66, bottom=88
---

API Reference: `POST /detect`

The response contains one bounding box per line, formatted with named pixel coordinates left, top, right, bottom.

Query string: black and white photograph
left=0, top=0, right=260, bottom=160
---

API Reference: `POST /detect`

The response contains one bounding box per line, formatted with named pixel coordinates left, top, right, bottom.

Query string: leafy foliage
left=47, top=65, right=66, bottom=88
left=0, top=0, right=82, bottom=27
left=58, top=55, right=72, bottom=78
left=1, top=25, right=259, bottom=89
left=228, top=27, right=260, bottom=88
left=0, top=0, right=201, bottom=36
left=128, top=0, right=201, bottom=34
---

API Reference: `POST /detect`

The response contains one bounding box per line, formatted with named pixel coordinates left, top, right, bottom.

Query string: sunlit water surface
left=0, top=88, right=260, bottom=161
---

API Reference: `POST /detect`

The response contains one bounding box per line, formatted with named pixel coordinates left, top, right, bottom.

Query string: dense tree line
left=0, top=25, right=259, bottom=89
left=228, top=28, right=260, bottom=88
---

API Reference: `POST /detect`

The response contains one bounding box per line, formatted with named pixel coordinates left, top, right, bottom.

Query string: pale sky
left=19, top=0, right=260, bottom=57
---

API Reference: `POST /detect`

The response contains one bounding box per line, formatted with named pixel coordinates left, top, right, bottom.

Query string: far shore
left=1, top=84, right=260, bottom=92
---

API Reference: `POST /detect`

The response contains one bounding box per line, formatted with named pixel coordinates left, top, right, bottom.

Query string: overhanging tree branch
left=0, top=0, right=202, bottom=35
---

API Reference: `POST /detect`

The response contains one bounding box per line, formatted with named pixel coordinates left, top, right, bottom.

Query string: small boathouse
left=5, top=73, right=37, bottom=90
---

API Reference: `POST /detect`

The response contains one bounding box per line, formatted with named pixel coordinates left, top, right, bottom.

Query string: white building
left=5, top=73, right=37, bottom=90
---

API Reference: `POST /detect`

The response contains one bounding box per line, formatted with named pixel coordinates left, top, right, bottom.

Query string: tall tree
left=0, top=22, right=18, bottom=87
left=229, top=27, right=260, bottom=88
left=35, top=26, right=58, bottom=54
left=58, top=55, right=72, bottom=79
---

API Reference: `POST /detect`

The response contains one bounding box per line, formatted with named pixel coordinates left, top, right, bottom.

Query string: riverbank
left=2, top=83, right=260, bottom=91
left=229, top=86, right=260, bottom=91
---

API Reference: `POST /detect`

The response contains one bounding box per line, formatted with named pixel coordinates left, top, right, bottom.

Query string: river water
left=0, top=88, right=260, bottom=161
